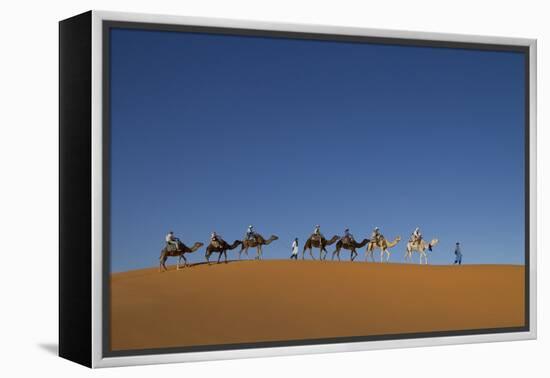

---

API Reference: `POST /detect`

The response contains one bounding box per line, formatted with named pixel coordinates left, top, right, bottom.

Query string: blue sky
left=109, top=28, right=525, bottom=272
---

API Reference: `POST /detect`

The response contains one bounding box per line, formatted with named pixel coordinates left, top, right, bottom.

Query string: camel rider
left=343, top=228, right=355, bottom=242
left=371, top=227, right=382, bottom=245
left=313, top=225, right=322, bottom=241
left=411, top=227, right=422, bottom=244
left=245, top=225, right=256, bottom=241
left=211, top=231, right=221, bottom=245
left=165, top=231, right=180, bottom=251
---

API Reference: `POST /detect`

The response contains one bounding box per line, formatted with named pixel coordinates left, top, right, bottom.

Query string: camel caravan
left=160, top=226, right=279, bottom=271
left=159, top=225, right=438, bottom=272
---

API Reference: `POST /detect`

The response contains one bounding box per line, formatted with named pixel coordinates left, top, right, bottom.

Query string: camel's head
left=430, top=238, right=439, bottom=247
left=270, top=235, right=279, bottom=241
left=395, top=236, right=402, bottom=242
left=194, top=242, right=205, bottom=248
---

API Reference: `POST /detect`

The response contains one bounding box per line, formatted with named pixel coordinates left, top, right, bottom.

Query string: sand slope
left=110, top=260, right=525, bottom=351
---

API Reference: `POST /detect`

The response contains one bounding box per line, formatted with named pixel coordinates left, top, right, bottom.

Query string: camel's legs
left=309, top=248, right=315, bottom=260
left=302, top=248, right=306, bottom=260
left=181, top=254, right=188, bottom=268
left=366, top=244, right=375, bottom=262
left=224, top=250, right=228, bottom=263
left=256, top=246, right=261, bottom=260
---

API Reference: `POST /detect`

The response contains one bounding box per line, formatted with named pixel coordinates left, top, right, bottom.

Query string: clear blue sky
left=109, top=28, right=525, bottom=272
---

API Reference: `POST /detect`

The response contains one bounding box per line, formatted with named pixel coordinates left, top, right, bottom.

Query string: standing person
left=454, top=242, right=462, bottom=265
left=290, top=238, right=299, bottom=260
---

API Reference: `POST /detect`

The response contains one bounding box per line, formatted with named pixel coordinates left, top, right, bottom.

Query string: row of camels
left=159, top=233, right=279, bottom=271
left=309, top=234, right=438, bottom=264
left=159, top=231, right=438, bottom=272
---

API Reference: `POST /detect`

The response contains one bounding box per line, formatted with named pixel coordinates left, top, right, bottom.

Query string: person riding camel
left=410, top=227, right=422, bottom=245
left=165, top=230, right=180, bottom=252
left=245, top=225, right=256, bottom=242
left=313, top=224, right=322, bottom=242
left=210, top=231, right=222, bottom=247
left=371, top=227, right=383, bottom=245
left=343, top=228, right=355, bottom=243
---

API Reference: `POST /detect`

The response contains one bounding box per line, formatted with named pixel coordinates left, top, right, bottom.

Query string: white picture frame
left=59, top=10, right=537, bottom=368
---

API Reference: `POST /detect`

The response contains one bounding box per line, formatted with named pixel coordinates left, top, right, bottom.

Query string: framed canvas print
left=59, top=10, right=537, bottom=368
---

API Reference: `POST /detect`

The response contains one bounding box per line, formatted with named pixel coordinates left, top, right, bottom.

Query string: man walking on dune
left=290, top=238, right=299, bottom=260
left=453, top=242, right=462, bottom=265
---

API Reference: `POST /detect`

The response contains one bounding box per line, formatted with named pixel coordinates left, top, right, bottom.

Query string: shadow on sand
left=168, top=259, right=243, bottom=270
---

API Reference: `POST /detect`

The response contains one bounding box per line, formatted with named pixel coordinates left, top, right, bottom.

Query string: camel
left=205, top=239, right=242, bottom=264
left=332, top=237, right=370, bottom=261
left=302, top=234, right=340, bottom=260
left=239, top=234, right=279, bottom=260
left=159, top=241, right=204, bottom=272
left=365, top=236, right=401, bottom=262
left=404, top=238, right=439, bottom=264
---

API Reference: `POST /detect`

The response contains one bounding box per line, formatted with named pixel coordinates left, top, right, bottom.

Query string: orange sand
left=110, top=260, right=525, bottom=351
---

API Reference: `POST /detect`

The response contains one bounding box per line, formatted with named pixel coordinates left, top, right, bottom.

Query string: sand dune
left=110, top=260, right=525, bottom=351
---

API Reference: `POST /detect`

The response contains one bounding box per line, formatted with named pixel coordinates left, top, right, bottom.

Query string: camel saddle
left=166, top=242, right=180, bottom=253
left=341, top=236, right=352, bottom=244
left=312, top=233, right=324, bottom=242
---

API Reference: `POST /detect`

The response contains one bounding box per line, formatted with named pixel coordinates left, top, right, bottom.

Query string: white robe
left=291, top=240, right=299, bottom=255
